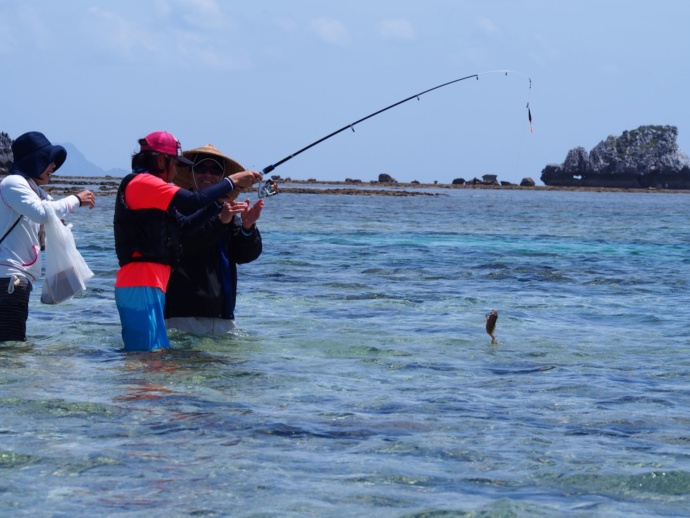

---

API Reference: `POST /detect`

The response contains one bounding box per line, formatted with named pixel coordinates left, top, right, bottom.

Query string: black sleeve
left=226, top=219, right=263, bottom=264
left=174, top=203, right=222, bottom=237
left=170, top=177, right=234, bottom=212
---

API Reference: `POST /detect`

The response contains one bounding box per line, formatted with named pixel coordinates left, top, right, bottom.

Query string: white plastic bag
left=40, top=205, right=94, bottom=304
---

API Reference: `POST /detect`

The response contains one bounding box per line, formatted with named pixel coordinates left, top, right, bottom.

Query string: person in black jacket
left=165, top=143, right=263, bottom=335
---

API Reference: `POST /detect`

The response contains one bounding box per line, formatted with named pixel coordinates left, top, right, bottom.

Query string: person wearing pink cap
left=113, top=131, right=261, bottom=352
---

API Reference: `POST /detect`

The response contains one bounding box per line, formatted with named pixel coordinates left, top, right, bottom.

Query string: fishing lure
left=257, top=69, right=532, bottom=198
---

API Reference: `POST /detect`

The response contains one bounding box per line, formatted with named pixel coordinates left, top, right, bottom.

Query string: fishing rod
left=258, top=69, right=532, bottom=198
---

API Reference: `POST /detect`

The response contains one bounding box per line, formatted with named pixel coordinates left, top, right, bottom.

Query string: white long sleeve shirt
left=0, top=175, right=81, bottom=281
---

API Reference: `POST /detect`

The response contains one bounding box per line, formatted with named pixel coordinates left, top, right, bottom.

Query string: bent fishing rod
left=258, top=69, right=532, bottom=197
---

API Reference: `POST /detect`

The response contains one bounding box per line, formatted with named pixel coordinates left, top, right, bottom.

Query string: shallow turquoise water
left=1, top=188, right=689, bottom=517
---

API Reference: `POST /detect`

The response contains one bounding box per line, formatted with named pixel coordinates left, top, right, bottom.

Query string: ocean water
left=1, top=187, right=689, bottom=517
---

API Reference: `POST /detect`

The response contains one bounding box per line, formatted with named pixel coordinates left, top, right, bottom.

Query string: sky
left=1, top=0, right=689, bottom=185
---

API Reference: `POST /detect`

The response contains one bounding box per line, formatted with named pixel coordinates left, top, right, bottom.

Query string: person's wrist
left=74, top=194, right=83, bottom=207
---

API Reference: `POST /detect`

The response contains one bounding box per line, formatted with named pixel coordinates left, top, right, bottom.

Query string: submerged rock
left=541, top=125, right=690, bottom=189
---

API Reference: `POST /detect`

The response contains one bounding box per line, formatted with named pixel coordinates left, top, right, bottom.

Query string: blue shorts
left=115, top=286, right=170, bottom=352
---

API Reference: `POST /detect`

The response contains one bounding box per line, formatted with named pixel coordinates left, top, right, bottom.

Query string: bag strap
left=0, top=216, right=22, bottom=245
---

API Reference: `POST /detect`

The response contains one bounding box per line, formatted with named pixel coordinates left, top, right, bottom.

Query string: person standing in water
left=113, top=132, right=261, bottom=352
left=0, top=131, right=95, bottom=342
left=165, top=143, right=263, bottom=335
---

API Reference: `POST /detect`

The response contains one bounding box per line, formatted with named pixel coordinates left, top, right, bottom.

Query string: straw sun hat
left=173, top=143, right=245, bottom=190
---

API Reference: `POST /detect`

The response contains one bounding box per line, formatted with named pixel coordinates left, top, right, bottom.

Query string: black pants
left=0, top=277, right=32, bottom=342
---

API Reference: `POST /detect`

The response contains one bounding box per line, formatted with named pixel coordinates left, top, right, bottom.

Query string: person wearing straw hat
left=0, top=131, right=96, bottom=342
left=164, top=143, right=264, bottom=335
left=113, top=132, right=262, bottom=352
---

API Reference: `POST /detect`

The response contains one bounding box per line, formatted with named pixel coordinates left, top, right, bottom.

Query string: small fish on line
left=485, top=309, right=498, bottom=344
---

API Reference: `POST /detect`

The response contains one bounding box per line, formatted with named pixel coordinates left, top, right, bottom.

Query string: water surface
left=1, top=188, right=689, bottom=517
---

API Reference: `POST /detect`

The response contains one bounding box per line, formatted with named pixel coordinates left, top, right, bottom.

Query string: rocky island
left=541, top=125, right=690, bottom=189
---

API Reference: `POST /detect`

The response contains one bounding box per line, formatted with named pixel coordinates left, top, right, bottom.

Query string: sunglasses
left=193, top=166, right=224, bottom=176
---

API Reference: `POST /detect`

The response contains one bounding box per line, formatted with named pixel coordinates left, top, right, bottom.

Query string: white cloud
left=452, top=47, right=489, bottom=65
left=378, top=18, right=416, bottom=41
left=474, top=15, right=499, bottom=37
left=85, top=6, right=159, bottom=55
left=12, top=3, right=51, bottom=50
left=173, top=0, right=231, bottom=31
left=528, top=33, right=561, bottom=66
left=83, top=5, right=248, bottom=70
left=275, top=16, right=300, bottom=34
left=311, top=18, right=351, bottom=46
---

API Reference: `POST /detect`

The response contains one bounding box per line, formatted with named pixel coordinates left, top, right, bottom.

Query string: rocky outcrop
left=378, top=173, right=397, bottom=183
left=0, top=132, right=12, bottom=174
left=541, top=125, right=690, bottom=189
left=466, top=176, right=500, bottom=186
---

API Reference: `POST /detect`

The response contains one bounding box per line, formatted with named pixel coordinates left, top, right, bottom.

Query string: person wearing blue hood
left=0, top=131, right=96, bottom=342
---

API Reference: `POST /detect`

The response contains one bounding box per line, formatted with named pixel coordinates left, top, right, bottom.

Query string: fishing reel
left=258, top=178, right=279, bottom=198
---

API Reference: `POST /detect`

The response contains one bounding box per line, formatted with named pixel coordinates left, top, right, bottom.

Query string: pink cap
left=139, top=131, right=193, bottom=165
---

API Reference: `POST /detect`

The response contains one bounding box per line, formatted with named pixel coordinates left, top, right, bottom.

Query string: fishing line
left=258, top=69, right=532, bottom=197
left=513, top=76, right=533, bottom=182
